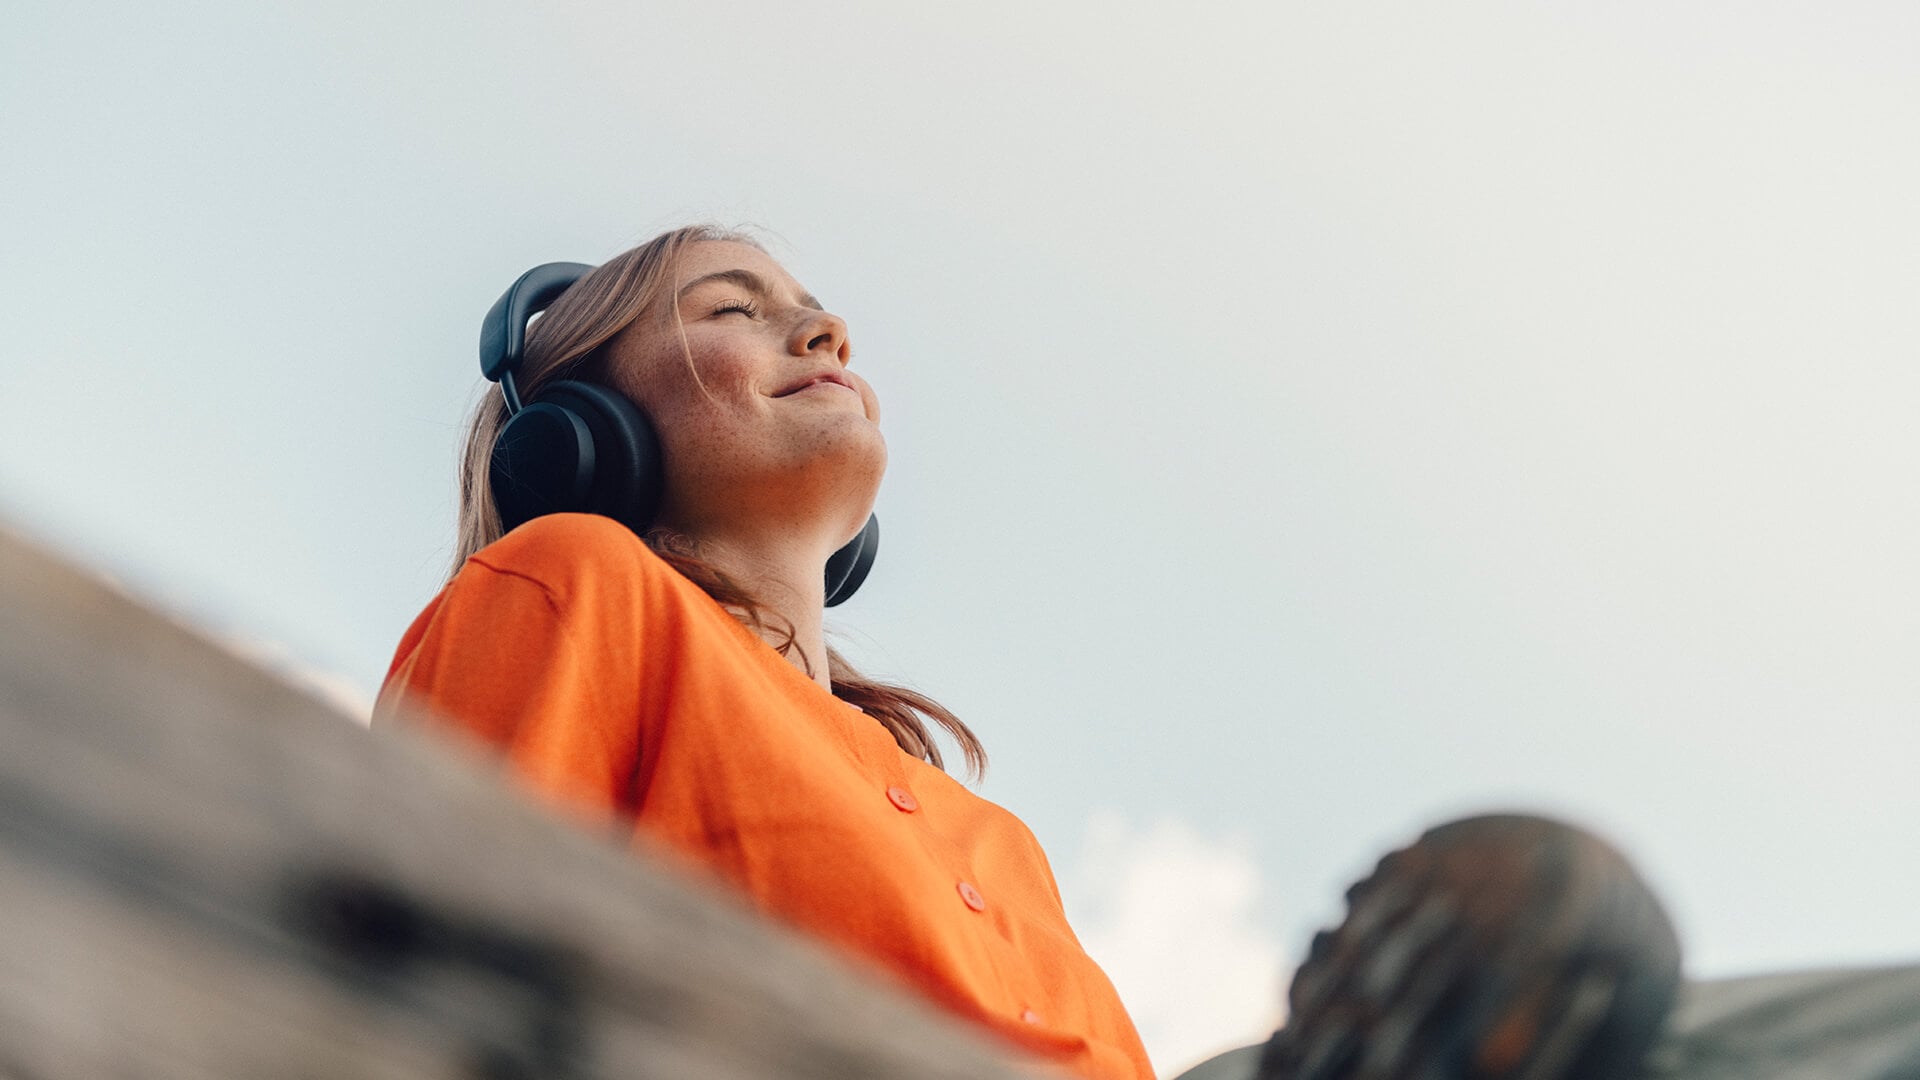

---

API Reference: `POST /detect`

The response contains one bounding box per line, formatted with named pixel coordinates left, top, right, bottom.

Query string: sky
left=5, top=2, right=1918, bottom=1074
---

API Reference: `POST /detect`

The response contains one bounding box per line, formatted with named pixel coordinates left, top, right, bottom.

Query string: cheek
left=645, top=376, right=770, bottom=471
left=648, top=393, right=750, bottom=464
left=629, top=345, right=758, bottom=429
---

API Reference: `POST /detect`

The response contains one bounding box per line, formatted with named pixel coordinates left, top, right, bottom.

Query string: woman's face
left=607, top=240, right=885, bottom=542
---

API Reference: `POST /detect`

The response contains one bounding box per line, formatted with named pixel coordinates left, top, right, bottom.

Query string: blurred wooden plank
left=0, top=525, right=1039, bottom=1080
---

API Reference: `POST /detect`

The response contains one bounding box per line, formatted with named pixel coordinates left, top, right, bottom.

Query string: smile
left=775, top=374, right=859, bottom=398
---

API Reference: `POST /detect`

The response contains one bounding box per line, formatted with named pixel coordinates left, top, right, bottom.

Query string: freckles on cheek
left=663, top=407, right=729, bottom=451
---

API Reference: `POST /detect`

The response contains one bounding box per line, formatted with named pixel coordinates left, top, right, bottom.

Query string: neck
left=681, top=525, right=834, bottom=690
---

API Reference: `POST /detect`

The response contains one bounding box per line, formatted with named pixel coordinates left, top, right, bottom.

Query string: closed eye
left=712, top=297, right=759, bottom=317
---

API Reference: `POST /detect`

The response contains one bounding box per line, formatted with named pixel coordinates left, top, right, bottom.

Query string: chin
left=804, top=409, right=887, bottom=470
left=823, top=433, right=887, bottom=504
left=727, top=419, right=882, bottom=518
left=807, top=426, right=886, bottom=513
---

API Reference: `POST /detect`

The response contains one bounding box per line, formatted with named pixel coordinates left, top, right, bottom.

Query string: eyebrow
left=677, top=268, right=823, bottom=311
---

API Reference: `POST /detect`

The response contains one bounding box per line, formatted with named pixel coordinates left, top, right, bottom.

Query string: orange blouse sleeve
left=373, top=521, right=648, bottom=827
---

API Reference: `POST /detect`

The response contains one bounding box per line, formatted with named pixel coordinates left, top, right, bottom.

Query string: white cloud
left=1063, top=812, right=1289, bottom=1078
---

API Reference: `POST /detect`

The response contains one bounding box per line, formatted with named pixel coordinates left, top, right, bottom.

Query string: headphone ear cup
left=489, top=380, right=664, bottom=536
left=824, top=513, right=879, bottom=607
left=540, top=381, right=663, bottom=533
left=491, top=402, right=596, bottom=533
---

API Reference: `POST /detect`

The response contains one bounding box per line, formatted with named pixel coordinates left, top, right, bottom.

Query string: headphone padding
left=825, top=514, right=879, bottom=607
left=491, top=403, right=596, bottom=533
left=530, top=380, right=664, bottom=535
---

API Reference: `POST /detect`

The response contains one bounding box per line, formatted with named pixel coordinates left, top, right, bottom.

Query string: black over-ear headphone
left=479, top=262, right=880, bottom=607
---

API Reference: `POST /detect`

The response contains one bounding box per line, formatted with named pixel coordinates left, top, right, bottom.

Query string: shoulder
left=474, top=511, right=654, bottom=571
left=386, top=513, right=743, bottom=702
left=462, top=513, right=691, bottom=609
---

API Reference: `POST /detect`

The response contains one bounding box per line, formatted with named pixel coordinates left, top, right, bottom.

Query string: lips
left=774, top=371, right=858, bottom=397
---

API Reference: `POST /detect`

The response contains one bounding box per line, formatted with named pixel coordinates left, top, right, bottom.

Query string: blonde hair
left=448, top=224, right=986, bottom=779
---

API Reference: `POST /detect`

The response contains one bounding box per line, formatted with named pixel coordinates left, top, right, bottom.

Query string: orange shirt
left=376, top=513, right=1153, bottom=1079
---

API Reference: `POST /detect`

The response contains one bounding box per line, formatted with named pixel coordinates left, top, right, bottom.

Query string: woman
left=375, top=225, right=1155, bottom=1078
left=377, top=225, right=1682, bottom=1080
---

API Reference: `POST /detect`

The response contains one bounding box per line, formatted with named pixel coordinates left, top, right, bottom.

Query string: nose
left=791, top=309, right=852, bottom=366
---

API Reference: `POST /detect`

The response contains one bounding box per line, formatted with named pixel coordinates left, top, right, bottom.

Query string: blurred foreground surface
left=3, top=523, right=1917, bottom=1079
left=1175, top=968, right=1920, bottom=1080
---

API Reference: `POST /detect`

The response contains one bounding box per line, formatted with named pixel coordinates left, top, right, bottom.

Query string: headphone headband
left=479, top=262, right=596, bottom=384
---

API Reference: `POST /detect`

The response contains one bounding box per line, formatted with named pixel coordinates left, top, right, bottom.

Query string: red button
left=886, top=786, right=919, bottom=813
left=1021, top=1008, right=1043, bottom=1025
left=957, top=881, right=986, bottom=912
